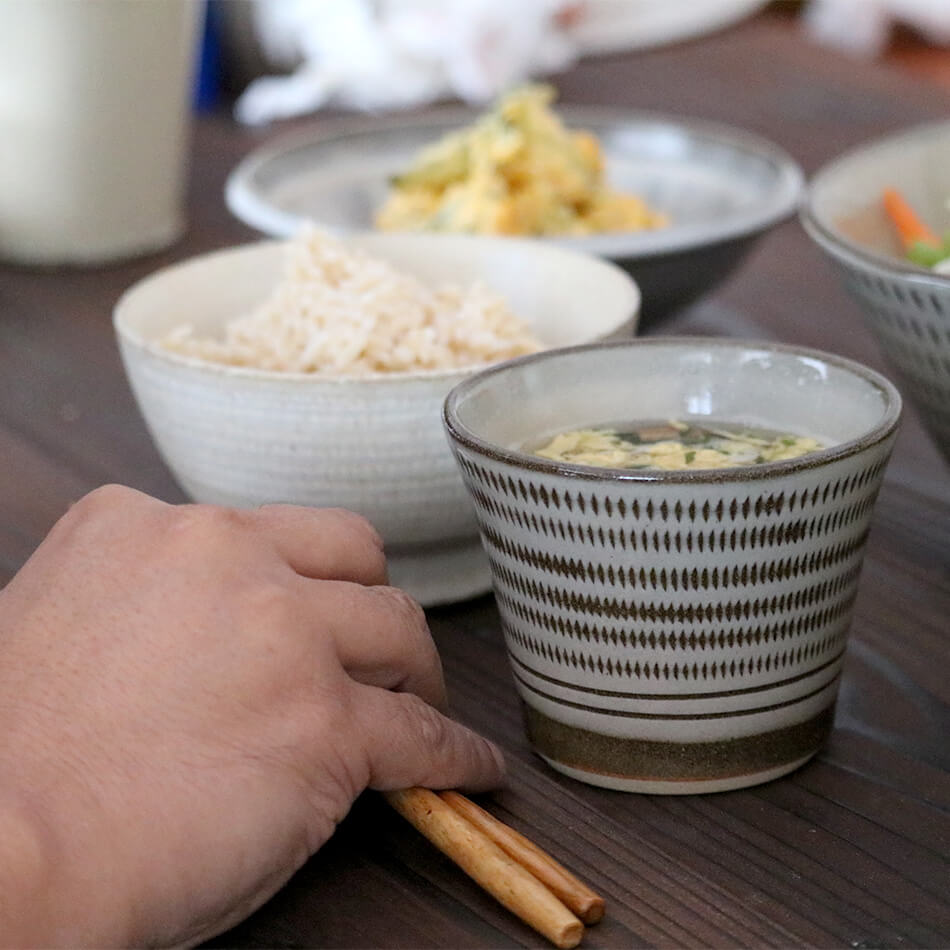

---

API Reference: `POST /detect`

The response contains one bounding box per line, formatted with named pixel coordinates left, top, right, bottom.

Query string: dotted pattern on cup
left=451, top=441, right=895, bottom=790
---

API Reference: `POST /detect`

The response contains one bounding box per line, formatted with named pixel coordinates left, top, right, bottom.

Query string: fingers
left=54, top=495, right=388, bottom=592
left=252, top=505, right=388, bottom=586
left=348, top=683, right=506, bottom=795
left=299, top=580, right=448, bottom=711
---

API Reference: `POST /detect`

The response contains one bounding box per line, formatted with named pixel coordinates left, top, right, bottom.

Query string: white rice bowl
left=114, top=231, right=640, bottom=606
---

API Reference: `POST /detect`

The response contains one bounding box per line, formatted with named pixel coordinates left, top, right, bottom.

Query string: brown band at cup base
left=523, top=703, right=836, bottom=783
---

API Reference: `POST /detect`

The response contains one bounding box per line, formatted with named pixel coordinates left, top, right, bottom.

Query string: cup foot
left=523, top=702, right=835, bottom=794
left=539, top=751, right=817, bottom=794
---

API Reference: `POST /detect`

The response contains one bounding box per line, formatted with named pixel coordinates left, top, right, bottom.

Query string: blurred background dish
left=113, top=232, right=639, bottom=608
left=569, top=0, right=770, bottom=54
left=800, top=119, right=950, bottom=463
left=0, top=0, right=200, bottom=265
left=214, top=0, right=772, bottom=104
left=225, top=107, right=803, bottom=326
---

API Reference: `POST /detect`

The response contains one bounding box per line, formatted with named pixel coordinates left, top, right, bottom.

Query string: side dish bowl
left=113, top=232, right=640, bottom=607
left=443, top=338, right=901, bottom=793
left=800, top=120, right=950, bottom=463
left=225, top=107, right=803, bottom=325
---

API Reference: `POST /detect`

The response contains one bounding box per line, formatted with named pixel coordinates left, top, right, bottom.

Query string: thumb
left=349, top=683, right=506, bottom=794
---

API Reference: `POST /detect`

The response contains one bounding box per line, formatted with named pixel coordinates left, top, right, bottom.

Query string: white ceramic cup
left=444, top=339, right=902, bottom=793
left=0, top=0, right=200, bottom=265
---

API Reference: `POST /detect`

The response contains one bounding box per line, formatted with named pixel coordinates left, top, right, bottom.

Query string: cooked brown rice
left=161, top=230, right=541, bottom=375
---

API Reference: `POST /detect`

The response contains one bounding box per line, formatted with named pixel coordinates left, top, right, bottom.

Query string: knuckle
left=399, top=694, right=450, bottom=751
left=166, top=503, right=246, bottom=545
left=362, top=543, right=389, bottom=584
left=387, top=585, right=428, bottom=628
left=327, top=508, right=385, bottom=553
left=67, top=483, right=139, bottom=521
left=374, top=586, right=431, bottom=647
left=54, top=484, right=147, bottom=540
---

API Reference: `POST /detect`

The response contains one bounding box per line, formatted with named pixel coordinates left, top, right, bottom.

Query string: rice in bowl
left=161, top=229, right=542, bottom=375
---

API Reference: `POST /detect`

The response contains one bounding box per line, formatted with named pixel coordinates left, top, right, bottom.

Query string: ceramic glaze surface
left=225, top=108, right=802, bottom=322
left=801, top=120, right=950, bottom=463
left=837, top=266, right=950, bottom=461
left=444, top=340, right=901, bottom=792
left=114, top=234, right=639, bottom=606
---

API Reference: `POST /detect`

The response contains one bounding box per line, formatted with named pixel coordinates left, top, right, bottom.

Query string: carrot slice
left=882, top=188, right=940, bottom=251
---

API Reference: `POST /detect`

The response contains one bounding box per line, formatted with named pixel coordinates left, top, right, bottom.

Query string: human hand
left=0, top=485, right=504, bottom=947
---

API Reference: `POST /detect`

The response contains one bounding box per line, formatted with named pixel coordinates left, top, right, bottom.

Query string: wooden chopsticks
left=439, top=790, right=605, bottom=925
left=384, top=788, right=604, bottom=948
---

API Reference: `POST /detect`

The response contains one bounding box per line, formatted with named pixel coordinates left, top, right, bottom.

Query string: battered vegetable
left=376, top=85, right=668, bottom=237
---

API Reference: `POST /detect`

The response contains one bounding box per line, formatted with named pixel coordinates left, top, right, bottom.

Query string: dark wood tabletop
left=2, top=8, right=948, bottom=949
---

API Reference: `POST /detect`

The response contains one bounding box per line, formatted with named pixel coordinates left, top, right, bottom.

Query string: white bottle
left=0, top=0, right=201, bottom=265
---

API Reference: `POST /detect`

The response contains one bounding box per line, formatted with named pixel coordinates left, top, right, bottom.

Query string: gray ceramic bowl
left=225, top=107, right=803, bottom=325
left=444, top=338, right=901, bottom=793
left=801, top=120, right=950, bottom=464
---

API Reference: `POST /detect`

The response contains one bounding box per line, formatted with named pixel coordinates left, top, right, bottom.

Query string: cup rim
left=442, top=336, right=903, bottom=484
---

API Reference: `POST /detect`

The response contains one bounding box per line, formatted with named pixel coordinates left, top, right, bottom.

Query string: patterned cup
left=444, top=339, right=901, bottom=793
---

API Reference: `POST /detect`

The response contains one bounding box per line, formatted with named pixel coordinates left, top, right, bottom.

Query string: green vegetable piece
left=907, top=240, right=947, bottom=269
left=684, top=451, right=696, bottom=464
left=680, top=426, right=711, bottom=445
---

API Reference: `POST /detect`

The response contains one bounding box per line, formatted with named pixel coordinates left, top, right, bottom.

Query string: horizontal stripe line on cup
left=508, top=647, right=846, bottom=701
left=511, top=667, right=841, bottom=720
left=522, top=704, right=836, bottom=781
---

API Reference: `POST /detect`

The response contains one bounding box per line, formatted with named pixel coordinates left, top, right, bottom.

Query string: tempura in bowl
left=376, top=85, right=668, bottom=237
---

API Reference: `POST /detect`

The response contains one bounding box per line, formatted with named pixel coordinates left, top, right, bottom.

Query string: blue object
left=194, top=0, right=221, bottom=112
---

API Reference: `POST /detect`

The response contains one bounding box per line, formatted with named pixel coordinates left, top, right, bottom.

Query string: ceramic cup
left=0, top=0, right=199, bottom=265
left=444, top=338, right=901, bottom=793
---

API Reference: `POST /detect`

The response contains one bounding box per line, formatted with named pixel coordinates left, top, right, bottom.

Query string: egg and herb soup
left=530, top=420, right=823, bottom=471
left=376, top=84, right=668, bottom=237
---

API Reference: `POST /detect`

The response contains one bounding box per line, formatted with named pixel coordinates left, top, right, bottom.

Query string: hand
left=0, top=485, right=504, bottom=947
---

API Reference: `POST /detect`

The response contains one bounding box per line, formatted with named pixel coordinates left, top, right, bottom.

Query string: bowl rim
left=442, top=336, right=902, bottom=484
left=224, top=104, right=805, bottom=260
left=112, top=232, right=641, bottom=384
left=799, top=119, right=950, bottom=290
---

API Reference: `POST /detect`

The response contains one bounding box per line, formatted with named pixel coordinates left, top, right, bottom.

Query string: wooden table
left=1, top=10, right=948, bottom=948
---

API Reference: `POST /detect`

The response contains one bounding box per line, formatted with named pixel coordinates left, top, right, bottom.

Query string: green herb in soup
left=531, top=421, right=823, bottom=471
